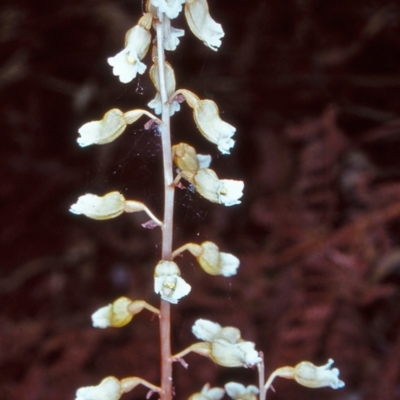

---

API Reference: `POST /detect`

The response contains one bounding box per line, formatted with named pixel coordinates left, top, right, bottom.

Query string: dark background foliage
left=1, top=0, right=400, bottom=399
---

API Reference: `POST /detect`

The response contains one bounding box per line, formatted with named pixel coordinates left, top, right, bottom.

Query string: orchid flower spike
left=108, top=13, right=153, bottom=83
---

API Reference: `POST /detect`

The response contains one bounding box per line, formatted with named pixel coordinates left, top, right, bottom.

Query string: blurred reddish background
left=1, top=0, right=400, bottom=399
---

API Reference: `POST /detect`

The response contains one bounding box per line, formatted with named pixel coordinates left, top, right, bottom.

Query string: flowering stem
left=156, top=10, right=174, bottom=400
left=257, top=358, right=266, bottom=400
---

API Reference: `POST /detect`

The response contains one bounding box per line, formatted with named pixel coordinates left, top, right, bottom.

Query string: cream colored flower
left=172, top=143, right=211, bottom=173
left=264, top=359, right=345, bottom=391
left=69, top=192, right=125, bottom=220
left=77, top=108, right=157, bottom=147
left=92, top=297, right=133, bottom=328
left=150, top=0, right=186, bottom=19
left=148, top=61, right=180, bottom=116
left=197, top=241, right=239, bottom=276
left=163, top=15, right=185, bottom=50
left=77, top=109, right=126, bottom=147
left=224, top=382, right=259, bottom=400
left=75, top=377, right=122, bottom=400
left=192, top=168, right=244, bottom=206
left=154, top=260, right=191, bottom=303
left=174, top=90, right=235, bottom=154
left=192, top=319, right=261, bottom=368
left=185, top=0, right=224, bottom=51
left=108, top=14, right=152, bottom=83
left=189, top=384, right=225, bottom=400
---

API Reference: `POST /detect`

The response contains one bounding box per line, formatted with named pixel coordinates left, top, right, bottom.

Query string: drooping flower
left=188, top=384, right=225, bottom=400
left=108, top=13, right=153, bottom=83
left=75, top=377, right=123, bottom=400
left=77, top=108, right=157, bottom=147
left=192, top=319, right=261, bottom=367
left=148, top=61, right=180, bottom=116
left=224, top=382, right=259, bottom=400
left=150, top=0, right=186, bottom=19
left=154, top=260, right=191, bottom=303
left=174, top=89, right=235, bottom=154
left=69, top=192, right=126, bottom=220
left=172, top=241, right=239, bottom=277
left=191, top=168, right=244, bottom=206
left=91, top=297, right=160, bottom=329
left=184, top=0, right=224, bottom=51
left=264, top=359, right=345, bottom=391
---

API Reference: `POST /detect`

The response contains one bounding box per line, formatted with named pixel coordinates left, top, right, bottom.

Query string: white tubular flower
left=77, top=109, right=126, bottom=147
left=293, top=359, right=345, bottom=389
left=70, top=192, right=125, bottom=220
left=192, top=168, right=244, bottom=206
left=189, top=384, right=225, bottom=400
left=148, top=61, right=180, bottom=116
left=75, top=377, right=122, bottom=400
left=175, top=89, right=235, bottom=154
left=184, top=0, right=224, bottom=51
left=108, top=13, right=152, bottom=83
left=150, top=0, right=186, bottom=19
left=197, top=241, right=239, bottom=277
left=163, top=16, right=185, bottom=51
left=154, top=260, right=191, bottom=304
left=224, top=382, right=259, bottom=400
left=192, top=319, right=261, bottom=368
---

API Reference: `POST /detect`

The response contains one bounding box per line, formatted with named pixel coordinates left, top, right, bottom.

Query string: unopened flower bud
left=75, top=376, right=122, bottom=400
left=70, top=192, right=125, bottom=220
left=108, top=13, right=153, bottom=83
left=189, top=384, right=225, bottom=400
left=185, top=0, right=224, bottom=51
left=154, top=260, right=191, bottom=304
left=192, top=168, right=243, bottom=206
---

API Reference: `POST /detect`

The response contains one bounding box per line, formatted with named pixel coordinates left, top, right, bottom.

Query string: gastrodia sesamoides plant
left=70, top=1, right=345, bottom=400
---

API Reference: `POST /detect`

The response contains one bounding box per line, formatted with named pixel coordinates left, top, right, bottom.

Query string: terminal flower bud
left=150, top=0, right=185, bottom=19
left=108, top=13, right=153, bottom=83
left=189, top=384, right=225, bottom=400
left=264, top=359, right=345, bottom=391
left=224, top=383, right=259, bottom=400
left=91, top=297, right=159, bottom=329
left=172, top=143, right=211, bottom=173
left=192, top=319, right=261, bottom=368
left=191, top=168, right=244, bottom=206
left=174, top=89, right=235, bottom=154
left=154, top=260, right=191, bottom=304
left=75, top=376, right=122, bottom=400
left=148, top=61, right=180, bottom=116
left=70, top=192, right=125, bottom=220
left=185, top=0, right=224, bottom=51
